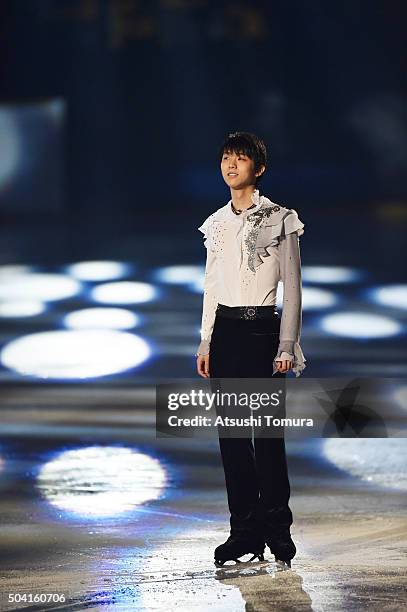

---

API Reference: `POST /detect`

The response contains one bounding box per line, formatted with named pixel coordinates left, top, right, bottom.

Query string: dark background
left=0, top=0, right=406, bottom=380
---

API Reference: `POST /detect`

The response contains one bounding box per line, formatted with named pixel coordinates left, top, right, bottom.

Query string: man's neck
left=231, top=186, right=257, bottom=211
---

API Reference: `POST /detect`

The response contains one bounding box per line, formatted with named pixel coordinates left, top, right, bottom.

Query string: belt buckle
left=243, top=306, right=257, bottom=320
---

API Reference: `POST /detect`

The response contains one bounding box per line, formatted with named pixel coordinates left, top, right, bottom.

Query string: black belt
left=216, top=303, right=278, bottom=320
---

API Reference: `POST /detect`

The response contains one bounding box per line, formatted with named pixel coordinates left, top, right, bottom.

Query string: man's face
left=221, top=149, right=263, bottom=189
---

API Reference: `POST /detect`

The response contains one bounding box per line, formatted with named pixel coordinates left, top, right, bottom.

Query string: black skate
left=214, top=533, right=265, bottom=567
left=265, top=528, right=296, bottom=567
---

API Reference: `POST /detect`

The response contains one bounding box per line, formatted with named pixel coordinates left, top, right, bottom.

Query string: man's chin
left=224, top=178, right=245, bottom=189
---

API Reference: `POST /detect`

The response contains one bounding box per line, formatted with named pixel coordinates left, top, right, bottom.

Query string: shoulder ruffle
left=198, top=205, right=229, bottom=251
left=281, top=208, right=305, bottom=238
left=248, top=208, right=304, bottom=271
left=198, top=213, right=215, bottom=251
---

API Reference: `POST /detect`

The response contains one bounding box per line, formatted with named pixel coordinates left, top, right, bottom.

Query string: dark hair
left=219, top=131, right=267, bottom=186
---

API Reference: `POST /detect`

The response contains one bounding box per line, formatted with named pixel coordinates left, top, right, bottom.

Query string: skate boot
left=214, top=531, right=265, bottom=566
left=265, top=528, right=296, bottom=567
left=260, top=505, right=296, bottom=567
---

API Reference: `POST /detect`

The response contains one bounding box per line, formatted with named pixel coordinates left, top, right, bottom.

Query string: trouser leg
left=218, top=437, right=259, bottom=535
left=209, top=311, right=293, bottom=536
left=210, top=315, right=259, bottom=535
left=254, top=436, right=293, bottom=534
left=239, top=320, right=293, bottom=534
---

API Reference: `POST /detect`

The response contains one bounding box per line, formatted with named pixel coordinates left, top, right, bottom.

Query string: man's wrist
left=277, top=340, right=295, bottom=355
left=196, top=338, right=210, bottom=357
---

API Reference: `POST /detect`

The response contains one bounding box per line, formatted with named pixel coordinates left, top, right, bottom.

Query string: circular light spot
left=393, top=385, right=407, bottom=412
left=154, top=265, right=204, bottom=285
left=370, top=285, right=407, bottom=310
left=303, top=287, right=338, bottom=309
left=64, top=308, right=139, bottom=330
left=277, top=285, right=337, bottom=310
left=0, top=273, right=81, bottom=302
left=0, top=300, right=45, bottom=317
left=324, top=439, right=407, bottom=491
left=37, top=446, right=167, bottom=516
left=0, top=109, right=20, bottom=187
left=320, top=312, right=401, bottom=338
left=0, top=265, right=33, bottom=278
left=1, top=330, right=150, bottom=379
left=302, top=266, right=362, bottom=284
left=91, top=281, right=157, bottom=304
left=66, top=261, right=131, bottom=281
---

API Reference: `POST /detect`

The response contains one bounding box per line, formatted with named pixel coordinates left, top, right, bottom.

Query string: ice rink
left=0, top=386, right=406, bottom=611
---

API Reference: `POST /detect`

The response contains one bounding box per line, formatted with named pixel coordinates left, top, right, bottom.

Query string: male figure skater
left=196, top=132, right=306, bottom=566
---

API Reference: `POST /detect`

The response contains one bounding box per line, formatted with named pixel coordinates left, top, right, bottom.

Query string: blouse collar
left=227, top=188, right=264, bottom=219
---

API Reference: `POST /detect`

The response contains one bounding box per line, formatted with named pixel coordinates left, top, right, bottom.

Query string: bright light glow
left=1, top=330, right=150, bottom=379
left=64, top=308, right=139, bottom=330
left=324, top=439, right=407, bottom=491
left=0, top=109, right=20, bottom=187
left=370, top=285, right=407, bottom=310
left=0, top=273, right=81, bottom=302
left=302, top=266, right=362, bottom=284
left=66, top=261, right=131, bottom=281
left=155, top=265, right=204, bottom=285
left=91, top=281, right=157, bottom=304
left=0, top=300, right=45, bottom=317
left=276, top=285, right=337, bottom=310
left=320, top=312, right=401, bottom=338
left=302, top=287, right=338, bottom=309
left=45, top=99, right=65, bottom=125
left=393, top=385, right=407, bottom=412
left=0, top=265, right=33, bottom=278
left=37, top=446, right=167, bottom=516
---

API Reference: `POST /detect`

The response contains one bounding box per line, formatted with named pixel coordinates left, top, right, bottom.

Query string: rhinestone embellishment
left=245, top=205, right=281, bottom=273
left=243, top=306, right=257, bottom=319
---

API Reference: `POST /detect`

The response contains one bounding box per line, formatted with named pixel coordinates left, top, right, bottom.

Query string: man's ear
left=256, top=164, right=266, bottom=178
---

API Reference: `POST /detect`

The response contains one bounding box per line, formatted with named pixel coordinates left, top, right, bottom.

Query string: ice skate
left=214, top=533, right=265, bottom=566
left=265, top=528, right=296, bottom=567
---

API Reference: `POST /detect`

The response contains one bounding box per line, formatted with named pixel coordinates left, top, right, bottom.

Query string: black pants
left=209, top=306, right=293, bottom=538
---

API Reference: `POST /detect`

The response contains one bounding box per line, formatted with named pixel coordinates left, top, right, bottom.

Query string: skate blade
left=274, top=555, right=292, bottom=568
left=214, top=552, right=265, bottom=567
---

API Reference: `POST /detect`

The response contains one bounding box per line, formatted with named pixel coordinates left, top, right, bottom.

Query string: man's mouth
left=228, top=173, right=238, bottom=177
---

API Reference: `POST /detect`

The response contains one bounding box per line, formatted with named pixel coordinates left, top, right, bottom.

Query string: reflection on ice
left=37, top=446, right=167, bottom=517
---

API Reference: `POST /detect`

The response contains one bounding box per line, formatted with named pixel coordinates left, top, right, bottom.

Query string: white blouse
left=196, top=189, right=306, bottom=377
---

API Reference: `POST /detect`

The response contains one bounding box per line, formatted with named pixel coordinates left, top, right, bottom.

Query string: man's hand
left=197, top=353, right=210, bottom=378
left=275, top=359, right=293, bottom=374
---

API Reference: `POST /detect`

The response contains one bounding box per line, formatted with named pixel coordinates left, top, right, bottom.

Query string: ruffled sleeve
left=196, top=215, right=219, bottom=356
left=198, top=213, right=216, bottom=252
left=248, top=207, right=305, bottom=272
left=280, top=208, right=305, bottom=239
left=272, top=210, right=306, bottom=377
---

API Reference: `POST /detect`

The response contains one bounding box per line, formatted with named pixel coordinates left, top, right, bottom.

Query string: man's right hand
left=197, top=353, right=210, bottom=378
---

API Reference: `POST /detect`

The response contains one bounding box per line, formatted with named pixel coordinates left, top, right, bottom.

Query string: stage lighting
left=0, top=264, right=33, bottom=277
left=37, top=446, right=167, bottom=517
left=302, top=266, right=362, bottom=284
left=66, top=261, right=131, bottom=281
left=91, top=281, right=158, bottom=304
left=1, top=330, right=151, bottom=379
left=0, top=109, right=20, bottom=188
left=320, top=312, right=401, bottom=338
left=0, top=273, right=81, bottom=302
left=370, top=284, right=407, bottom=310
left=276, top=285, right=337, bottom=310
left=324, top=439, right=407, bottom=491
left=64, top=308, right=139, bottom=330
left=0, top=300, right=45, bottom=317
left=154, top=265, right=204, bottom=285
